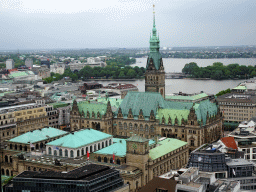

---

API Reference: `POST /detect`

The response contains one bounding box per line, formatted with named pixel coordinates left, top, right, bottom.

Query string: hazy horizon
left=1, top=0, right=256, bottom=50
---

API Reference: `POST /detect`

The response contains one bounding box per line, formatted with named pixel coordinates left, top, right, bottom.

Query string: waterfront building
left=217, top=91, right=256, bottom=127
left=25, top=58, right=33, bottom=68
left=3, top=164, right=129, bottom=192
left=6, top=59, right=14, bottom=70
left=46, top=128, right=113, bottom=158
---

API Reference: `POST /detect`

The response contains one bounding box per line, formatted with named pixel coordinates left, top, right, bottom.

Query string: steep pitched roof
left=118, top=92, right=166, bottom=118
left=158, top=109, right=190, bottom=125
left=77, top=101, right=107, bottom=118
left=9, top=127, right=68, bottom=144
left=221, top=137, right=238, bottom=150
left=46, top=129, right=112, bottom=148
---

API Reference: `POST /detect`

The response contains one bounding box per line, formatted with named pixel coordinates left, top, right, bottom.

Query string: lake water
left=132, top=58, right=256, bottom=73
left=97, top=58, right=256, bottom=95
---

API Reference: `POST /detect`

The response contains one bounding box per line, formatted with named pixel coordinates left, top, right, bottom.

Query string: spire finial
left=153, top=4, right=155, bottom=27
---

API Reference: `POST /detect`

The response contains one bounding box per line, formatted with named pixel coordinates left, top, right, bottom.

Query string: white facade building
left=6, top=59, right=14, bottom=69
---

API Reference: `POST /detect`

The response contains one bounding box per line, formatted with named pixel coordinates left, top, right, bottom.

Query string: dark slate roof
left=17, top=164, right=116, bottom=181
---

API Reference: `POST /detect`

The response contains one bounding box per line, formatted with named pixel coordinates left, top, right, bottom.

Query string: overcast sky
left=0, top=0, right=255, bottom=49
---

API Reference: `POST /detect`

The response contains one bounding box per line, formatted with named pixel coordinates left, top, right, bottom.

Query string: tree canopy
left=182, top=62, right=256, bottom=80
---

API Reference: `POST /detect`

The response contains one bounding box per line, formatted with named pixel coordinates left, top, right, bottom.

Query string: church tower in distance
left=145, top=5, right=165, bottom=98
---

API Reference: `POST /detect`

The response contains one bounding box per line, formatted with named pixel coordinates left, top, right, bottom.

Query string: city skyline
left=0, top=0, right=256, bottom=49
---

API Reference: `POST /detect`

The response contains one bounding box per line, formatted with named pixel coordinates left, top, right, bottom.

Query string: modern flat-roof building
left=228, top=120, right=256, bottom=161
left=46, top=128, right=113, bottom=158
left=217, top=91, right=256, bottom=126
left=4, top=164, right=128, bottom=192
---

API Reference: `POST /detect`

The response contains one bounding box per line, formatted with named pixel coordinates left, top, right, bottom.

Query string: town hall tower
left=145, top=6, right=165, bottom=98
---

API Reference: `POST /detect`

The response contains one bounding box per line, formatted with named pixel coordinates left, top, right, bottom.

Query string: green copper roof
left=94, top=138, right=157, bottom=157
left=46, top=129, right=112, bottom=148
left=127, top=134, right=148, bottom=143
left=233, top=85, right=247, bottom=90
left=94, top=138, right=127, bottom=157
left=146, top=10, right=162, bottom=70
left=149, top=138, right=187, bottom=160
left=165, top=93, right=208, bottom=101
left=95, top=97, right=122, bottom=112
left=77, top=101, right=107, bottom=118
left=118, top=92, right=166, bottom=118
left=118, top=92, right=218, bottom=125
left=9, top=127, right=68, bottom=144
left=9, top=71, right=31, bottom=78
left=158, top=109, right=190, bottom=125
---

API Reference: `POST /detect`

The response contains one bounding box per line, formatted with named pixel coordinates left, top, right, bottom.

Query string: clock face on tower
left=132, top=143, right=137, bottom=150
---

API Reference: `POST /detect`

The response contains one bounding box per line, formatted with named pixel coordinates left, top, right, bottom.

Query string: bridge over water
left=165, top=72, right=188, bottom=79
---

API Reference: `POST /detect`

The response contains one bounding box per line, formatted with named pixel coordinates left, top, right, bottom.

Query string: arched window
left=77, top=150, right=80, bottom=157
left=90, top=146, right=92, bottom=152
left=48, top=147, right=52, bottom=155
left=140, top=124, right=144, bottom=132
left=15, top=144, right=17, bottom=150
left=104, top=157, right=108, bottom=163
left=110, top=158, right=113, bottom=164
left=28, top=166, right=31, bottom=171
left=70, top=150, right=74, bottom=158
left=109, top=139, right=112, bottom=145
left=10, top=144, right=12, bottom=150
left=150, top=125, right=154, bottom=133
left=134, top=124, right=137, bottom=131
left=5, top=155, right=8, bottom=163
left=86, top=147, right=88, bottom=153
left=98, top=143, right=101, bottom=150
left=119, top=122, right=123, bottom=130
left=124, top=123, right=127, bottom=129
left=129, top=123, right=132, bottom=130
left=33, top=167, right=36, bottom=171
left=65, top=149, right=68, bottom=157
left=19, top=145, right=22, bottom=151
left=94, top=144, right=97, bottom=151
left=6, top=169, right=9, bottom=176
left=145, top=125, right=149, bottom=132
left=81, top=148, right=84, bottom=156
left=10, top=156, right=12, bottom=163
left=98, top=156, right=101, bottom=162
left=24, top=146, right=27, bottom=151
left=59, top=149, right=63, bottom=157
left=117, top=159, right=121, bottom=165
left=102, top=142, right=105, bottom=148
left=106, top=140, right=108, bottom=147
left=54, top=150, right=57, bottom=156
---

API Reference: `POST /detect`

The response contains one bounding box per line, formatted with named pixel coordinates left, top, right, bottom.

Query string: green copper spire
left=146, top=5, right=162, bottom=70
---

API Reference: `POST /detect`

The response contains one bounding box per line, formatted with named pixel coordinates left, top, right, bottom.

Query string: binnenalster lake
left=98, top=58, right=256, bottom=95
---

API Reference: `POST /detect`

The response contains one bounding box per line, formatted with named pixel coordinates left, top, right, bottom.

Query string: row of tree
left=182, top=62, right=256, bottom=80
left=44, top=64, right=145, bottom=83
